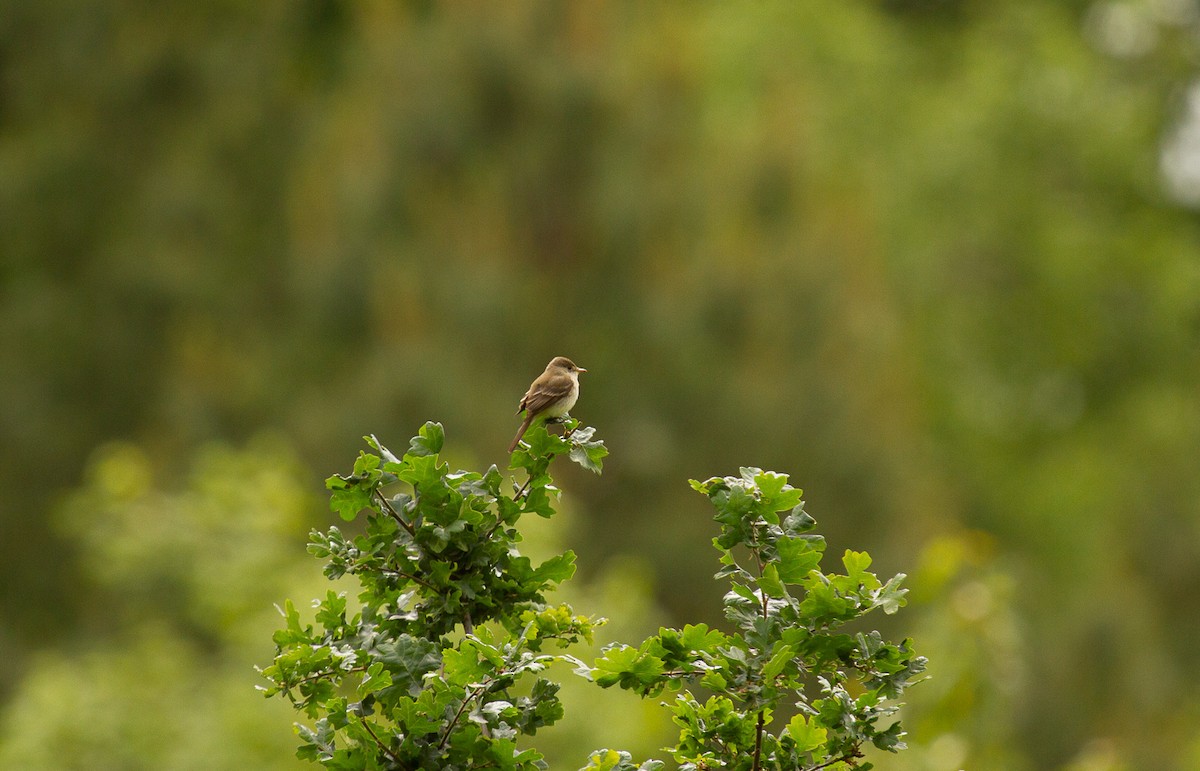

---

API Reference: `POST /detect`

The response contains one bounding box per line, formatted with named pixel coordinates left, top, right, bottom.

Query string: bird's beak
left=576, top=367, right=587, bottom=373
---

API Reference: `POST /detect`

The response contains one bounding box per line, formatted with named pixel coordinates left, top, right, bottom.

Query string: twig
left=388, top=569, right=439, bottom=594
left=484, top=463, right=538, bottom=541
left=753, top=546, right=769, bottom=771
left=752, top=709, right=765, bottom=771
left=806, top=748, right=863, bottom=771
left=289, top=664, right=369, bottom=688
left=360, top=717, right=404, bottom=766
left=438, top=684, right=483, bottom=749
left=376, top=491, right=417, bottom=538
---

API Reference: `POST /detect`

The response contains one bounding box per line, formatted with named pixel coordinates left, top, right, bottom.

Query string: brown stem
left=360, top=717, right=403, bottom=766
left=390, top=569, right=439, bottom=593
left=288, top=664, right=368, bottom=689
left=806, top=748, right=863, bottom=771
left=485, top=461, right=540, bottom=541
left=752, top=709, right=766, bottom=771
left=438, top=684, right=482, bottom=749
left=376, top=491, right=417, bottom=538
left=752, top=544, right=769, bottom=771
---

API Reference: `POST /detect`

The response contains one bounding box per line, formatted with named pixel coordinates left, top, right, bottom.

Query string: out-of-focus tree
left=0, top=437, right=317, bottom=769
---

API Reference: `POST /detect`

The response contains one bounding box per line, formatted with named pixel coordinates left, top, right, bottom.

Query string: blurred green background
left=3, top=1, right=1200, bottom=769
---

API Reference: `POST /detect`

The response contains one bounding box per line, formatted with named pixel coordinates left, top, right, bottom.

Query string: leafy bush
left=262, top=422, right=924, bottom=770
left=587, top=469, right=926, bottom=770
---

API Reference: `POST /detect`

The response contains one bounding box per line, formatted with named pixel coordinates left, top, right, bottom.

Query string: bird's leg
left=544, top=414, right=576, bottom=440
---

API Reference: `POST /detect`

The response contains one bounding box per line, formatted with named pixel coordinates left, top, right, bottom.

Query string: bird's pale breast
left=542, top=379, right=579, bottom=418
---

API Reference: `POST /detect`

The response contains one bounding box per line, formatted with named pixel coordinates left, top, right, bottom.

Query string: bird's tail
left=508, top=415, right=534, bottom=453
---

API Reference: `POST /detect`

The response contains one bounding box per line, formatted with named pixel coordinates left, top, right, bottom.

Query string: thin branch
left=360, top=717, right=404, bottom=766
left=752, top=709, right=766, bottom=771
left=437, top=622, right=537, bottom=749
left=484, top=464, right=539, bottom=541
left=393, top=570, right=439, bottom=593
left=376, top=490, right=417, bottom=538
left=753, top=547, right=771, bottom=619
left=752, top=542, right=769, bottom=771
left=806, top=744, right=864, bottom=768
left=438, top=684, right=482, bottom=749
left=805, top=747, right=863, bottom=771
left=278, top=664, right=372, bottom=708
left=483, top=518, right=507, bottom=542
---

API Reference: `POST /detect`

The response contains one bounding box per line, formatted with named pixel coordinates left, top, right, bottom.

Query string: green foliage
left=590, top=469, right=926, bottom=770
left=0, top=438, right=318, bottom=770
left=262, top=420, right=607, bottom=769
left=267, top=427, right=924, bottom=770
left=580, top=749, right=664, bottom=771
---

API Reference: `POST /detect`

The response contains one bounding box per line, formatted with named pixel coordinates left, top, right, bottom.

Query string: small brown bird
left=508, top=356, right=587, bottom=453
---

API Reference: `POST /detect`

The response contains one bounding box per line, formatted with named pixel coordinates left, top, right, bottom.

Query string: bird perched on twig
left=508, top=356, right=586, bottom=453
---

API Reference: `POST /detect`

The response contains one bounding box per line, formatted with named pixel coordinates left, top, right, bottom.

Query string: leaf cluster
left=260, top=420, right=606, bottom=770
left=588, top=469, right=927, bottom=770
left=263, top=426, right=924, bottom=771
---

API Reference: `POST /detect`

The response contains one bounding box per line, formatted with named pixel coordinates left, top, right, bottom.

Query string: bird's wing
left=520, top=374, right=575, bottom=417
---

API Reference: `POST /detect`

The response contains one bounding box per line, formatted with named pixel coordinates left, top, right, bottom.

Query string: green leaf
left=394, top=695, right=442, bottom=735
left=523, top=424, right=566, bottom=458
left=784, top=713, right=827, bottom=753
left=272, top=598, right=311, bottom=645
left=581, top=749, right=665, bottom=771
left=753, top=469, right=804, bottom=513
left=406, top=421, right=445, bottom=457
left=799, top=580, right=851, bottom=621
left=762, top=642, right=796, bottom=680
left=521, top=484, right=556, bottom=518
left=532, top=551, right=577, bottom=585
left=677, top=624, right=727, bottom=654
left=593, top=645, right=666, bottom=690
left=398, top=453, right=445, bottom=491
left=582, top=748, right=624, bottom=771
left=842, top=549, right=873, bottom=579
left=353, top=451, right=381, bottom=475
left=325, top=471, right=375, bottom=522
left=729, top=581, right=759, bottom=603
left=872, top=720, right=908, bottom=752
left=721, top=485, right=756, bottom=520
left=783, top=505, right=817, bottom=534
left=327, top=487, right=369, bottom=522
left=758, top=563, right=787, bottom=599
left=567, top=425, right=608, bottom=474
left=876, top=573, right=909, bottom=614
left=442, top=646, right=484, bottom=687
left=776, top=535, right=825, bottom=583
left=315, top=591, right=347, bottom=630
left=375, top=635, right=441, bottom=693
left=358, top=662, right=393, bottom=697
left=481, top=464, right=505, bottom=496
left=427, top=560, right=453, bottom=586
left=365, top=434, right=402, bottom=465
